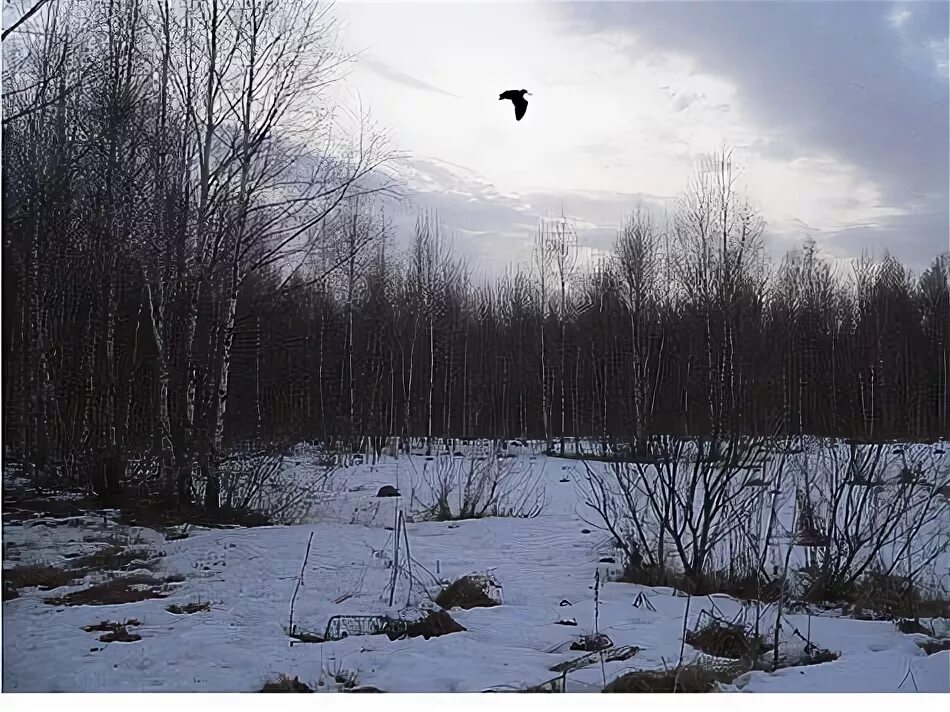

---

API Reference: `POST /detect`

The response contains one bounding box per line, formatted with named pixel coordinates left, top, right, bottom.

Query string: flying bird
left=499, top=89, right=531, bottom=121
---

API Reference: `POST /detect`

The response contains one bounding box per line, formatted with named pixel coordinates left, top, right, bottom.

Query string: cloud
left=332, top=1, right=947, bottom=273
left=928, top=38, right=949, bottom=78
left=888, top=5, right=912, bottom=29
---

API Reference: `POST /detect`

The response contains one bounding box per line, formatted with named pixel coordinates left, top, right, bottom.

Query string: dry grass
left=260, top=675, right=313, bottom=693
left=570, top=634, right=613, bottom=652
left=435, top=573, right=501, bottom=610
left=895, top=618, right=933, bottom=635
left=117, top=499, right=270, bottom=532
left=68, top=546, right=159, bottom=573
left=603, top=666, right=725, bottom=693
left=82, top=618, right=141, bottom=632
left=44, top=574, right=182, bottom=606
left=166, top=601, right=211, bottom=615
left=685, top=618, right=770, bottom=660
left=82, top=619, right=143, bottom=643
left=771, top=645, right=840, bottom=670
left=806, top=570, right=950, bottom=621
left=401, top=610, right=466, bottom=640
left=917, top=639, right=950, bottom=655
left=288, top=631, right=325, bottom=643
left=5, top=564, right=84, bottom=591
left=619, top=566, right=781, bottom=602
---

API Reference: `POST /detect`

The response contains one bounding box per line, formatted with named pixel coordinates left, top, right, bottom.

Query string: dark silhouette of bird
left=499, top=89, right=531, bottom=121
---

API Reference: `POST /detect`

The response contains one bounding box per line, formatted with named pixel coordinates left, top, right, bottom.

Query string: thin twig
left=677, top=594, right=692, bottom=667
left=288, top=531, right=315, bottom=634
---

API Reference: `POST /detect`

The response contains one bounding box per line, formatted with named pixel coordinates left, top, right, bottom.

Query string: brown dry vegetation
left=603, top=666, right=727, bottom=693
left=685, top=619, right=771, bottom=660
left=435, top=574, right=500, bottom=610
left=5, top=564, right=84, bottom=591
left=44, top=574, right=182, bottom=606
left=260, top=675, right=313, bottom=692
left=166, top=601, right=211, bottom=615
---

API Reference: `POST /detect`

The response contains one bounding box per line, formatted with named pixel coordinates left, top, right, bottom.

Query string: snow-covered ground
left=3, top=444, right=949, bottom=692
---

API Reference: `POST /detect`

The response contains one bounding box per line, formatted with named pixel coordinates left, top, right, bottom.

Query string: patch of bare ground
left=769, top=645, right=840, bottom=670
left=603, top=665, right=730, bottom=693
left=82, top=619, right=143, bottom=643
left=807, top=571, right=950, bottom=621
left=2, top=496, right=99, bottom=524
left=44, top=574, right=183, bottom=606
left=918, top=639, right=950, bottom=655
left=117, top=499, right=270, bottom=532
left=68, top=546, right=162, bottom=574
left=5, top=564, right=85, bottom=591
left=895, top=618, right=932, bottom=635
left=166, top=601, right=210, bottom=615
left=619, top=566, right=782, bottom=603
left=261, top=675, right=313, bottom=692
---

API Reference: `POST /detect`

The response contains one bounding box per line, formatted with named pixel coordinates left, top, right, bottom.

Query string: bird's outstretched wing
left=499, top=90, right=519, bottom=101
left=514, top=98, right=528, bottom=121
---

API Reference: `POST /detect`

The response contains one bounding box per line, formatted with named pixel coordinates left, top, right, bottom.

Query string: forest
left=3, top=0, right=949, bottom=513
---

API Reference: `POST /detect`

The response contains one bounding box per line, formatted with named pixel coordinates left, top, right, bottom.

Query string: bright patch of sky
left=332, top=1, right=949, bottom=273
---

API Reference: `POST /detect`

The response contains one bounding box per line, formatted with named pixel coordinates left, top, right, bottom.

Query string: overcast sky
left=333, top=0, right=949, bottom=276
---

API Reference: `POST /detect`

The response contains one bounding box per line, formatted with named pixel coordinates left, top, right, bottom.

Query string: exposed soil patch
left=770, top=645, right=840, bottom=670
left=896, top=618, right=932, bottom=636
left=619, top=566, right=781, bottom=602
left=5, top=564, right=84, bottom=591
left=918, top=639, right=950, bottom=655
left=99, top=627, right=142, bottom=643
left=68, top=546, right=161, bottom=574
left=82, top=619, right=141, bottom=632
left=117, top=499, right=270, bottom=532
left=44, top=574, right=182, bottom=606
left=82, top=619, right=143, bottom=643
left=2, top=497, right=98, bottom=523
left=261, top=675, right=313, bottom=692
left=166, top=601, right=210, bottom=615
left=806, top=571, right=950, bottom=621
left=570, top=633, right=613, bottom=652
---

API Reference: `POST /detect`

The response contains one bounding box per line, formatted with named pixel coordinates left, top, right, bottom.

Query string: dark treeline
left=219, top=208, right=949, bottom=450
left=3, top=1, right=948, bottom=510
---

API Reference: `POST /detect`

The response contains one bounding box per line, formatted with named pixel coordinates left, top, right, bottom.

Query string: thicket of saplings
left=579, top=435, right=949, bottom=621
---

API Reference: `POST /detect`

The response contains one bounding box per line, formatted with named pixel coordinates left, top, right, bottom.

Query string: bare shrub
left=199, top=444, right=339, bottom=524
left=414, top=449, right=544, bottom=521
left=579, top=435, right=782, bottom=593
left=799, top=441, right=950, bottom=609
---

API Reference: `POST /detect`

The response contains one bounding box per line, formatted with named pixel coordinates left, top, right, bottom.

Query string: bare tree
left=614, top=209, right=665, bottom=455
